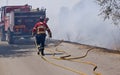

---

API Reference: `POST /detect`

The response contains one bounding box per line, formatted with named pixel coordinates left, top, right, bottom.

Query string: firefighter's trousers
left=35, top=33, right=46, bottom=54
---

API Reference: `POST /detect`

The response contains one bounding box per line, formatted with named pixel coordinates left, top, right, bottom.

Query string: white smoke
left=55, top=0, right=120, bottom=49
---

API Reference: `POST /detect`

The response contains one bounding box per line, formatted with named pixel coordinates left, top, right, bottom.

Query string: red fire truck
left=0, top=4, right=46, bottom=44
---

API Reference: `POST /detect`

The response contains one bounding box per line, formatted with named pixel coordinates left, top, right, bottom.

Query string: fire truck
left=0, top=4, right=46, bottom=44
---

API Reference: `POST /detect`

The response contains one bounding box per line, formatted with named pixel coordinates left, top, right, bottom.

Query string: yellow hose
left=34, top=38, right=102, bottom=75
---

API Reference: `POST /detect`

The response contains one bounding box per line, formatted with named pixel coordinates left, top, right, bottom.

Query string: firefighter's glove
left=49, top=33, right=52, bottom=38
left=49, top=35, right=52, bottom=38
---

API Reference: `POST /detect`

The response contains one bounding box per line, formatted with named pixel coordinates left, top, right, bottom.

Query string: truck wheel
left=1, top=26, right=6, bottom=41
left=8, top=31, right=14, bottom=44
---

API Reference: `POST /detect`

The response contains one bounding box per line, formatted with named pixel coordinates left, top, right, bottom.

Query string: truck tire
left=7, top=30, right=14, bottom=44
left=1, top=26, right=6, bottom=41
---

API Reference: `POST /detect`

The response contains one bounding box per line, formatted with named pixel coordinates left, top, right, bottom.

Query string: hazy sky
left=0, top=0, right=80, bottom=12
left=0, top=0, right=81, bottom=23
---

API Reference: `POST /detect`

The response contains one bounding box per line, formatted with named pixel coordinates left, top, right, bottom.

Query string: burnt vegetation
left=96, top=0, right=120, bottom=25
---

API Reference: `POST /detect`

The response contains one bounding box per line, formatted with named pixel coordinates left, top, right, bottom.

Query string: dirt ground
left=0, top=39, right=120, bottom=75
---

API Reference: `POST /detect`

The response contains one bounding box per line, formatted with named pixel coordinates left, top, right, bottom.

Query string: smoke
left=54, top=0, right=120, bottom=49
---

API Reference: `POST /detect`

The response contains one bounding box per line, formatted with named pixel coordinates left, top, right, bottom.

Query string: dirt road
left=0, top=40, right=120, bottom=75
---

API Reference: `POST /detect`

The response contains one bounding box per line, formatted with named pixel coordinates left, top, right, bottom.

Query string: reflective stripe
left=36, top=25, right=46, bottom=34
left=37, top=31, right=46, bottom=34
left=37, top=26, right=45, bottom=29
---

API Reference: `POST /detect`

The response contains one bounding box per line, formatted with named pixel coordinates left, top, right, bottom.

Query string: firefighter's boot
left=37, top=51, right=40, bottom=55
left=37, top=47, right=40, bottom=55
left=41, top=49, right=45, bottom=56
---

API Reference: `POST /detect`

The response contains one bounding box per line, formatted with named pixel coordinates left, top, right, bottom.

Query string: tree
left=96, top=0, right=120, bottom=25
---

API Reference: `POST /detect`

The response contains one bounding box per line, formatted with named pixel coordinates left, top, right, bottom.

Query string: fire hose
left=34, top=38, right=102, bottom=75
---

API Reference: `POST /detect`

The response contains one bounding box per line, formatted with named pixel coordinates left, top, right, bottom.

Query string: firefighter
left=32, top=16, right=52, bottom=56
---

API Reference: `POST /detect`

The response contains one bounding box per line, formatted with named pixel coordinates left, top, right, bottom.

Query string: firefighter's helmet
left=39, top=16, right=44, bottom=22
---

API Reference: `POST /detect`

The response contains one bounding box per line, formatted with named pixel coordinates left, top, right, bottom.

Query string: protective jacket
left=32, top=22, right=52, bottom=37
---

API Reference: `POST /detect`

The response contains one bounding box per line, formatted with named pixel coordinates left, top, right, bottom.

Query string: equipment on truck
left=0, top=4, right=46, bottom=44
